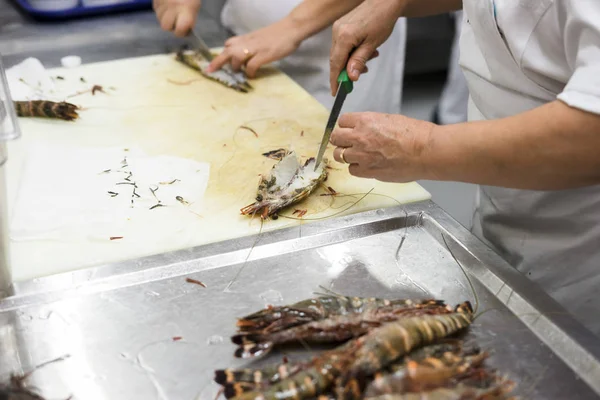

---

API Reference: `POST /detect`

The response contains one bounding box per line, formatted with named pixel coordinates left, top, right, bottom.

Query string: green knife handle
left=338, top=69, right=353, bottom=93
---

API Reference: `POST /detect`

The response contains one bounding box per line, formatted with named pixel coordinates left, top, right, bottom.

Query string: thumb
left=346, top=45, right=376, bottom=81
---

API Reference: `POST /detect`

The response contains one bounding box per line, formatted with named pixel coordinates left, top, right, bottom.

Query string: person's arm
left=207, top=0, right=365, bottom=76
left=329, top=0, right=461, bottom=93
left=287, top=0, right=366, bottom=41
left=330, top=2, right=600, bottom=191
left=425, top=2, right=600, bottom=190
left=425, top=101, right=600, bottom=190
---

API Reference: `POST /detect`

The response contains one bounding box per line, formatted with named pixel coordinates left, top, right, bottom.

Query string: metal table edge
left=2, top=199, right=600, bottom=395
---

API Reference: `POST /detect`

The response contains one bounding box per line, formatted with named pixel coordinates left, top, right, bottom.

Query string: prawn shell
left=175, top=48, right=252, bottom=92
left=236, top=296, right=447, bottom=334
left=14, top=100, right=79, bottom=121
left=240, top=153, right=328, bottom=219
left=231, top=304, right=453, bottom=359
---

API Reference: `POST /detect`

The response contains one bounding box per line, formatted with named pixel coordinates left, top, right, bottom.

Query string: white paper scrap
left=10, top=142, right=210, bottom=243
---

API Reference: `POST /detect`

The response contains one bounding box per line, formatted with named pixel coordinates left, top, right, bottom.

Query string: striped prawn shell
left=215, top=362, right=306, bottom=399
left=236, top=295, right=448, bottom=334
left=228, top=341, right=359, bottom=400
left=14, top=100, right=79, bottom=121
left=337, top=303, right=474, bottom=399
left=364, top=349, right=489, bottom=397
left=231, top=304, right=454, bottom=359
left=175, top=48, right=252, bottom=93
left=364, top=376, right=516, bottom=400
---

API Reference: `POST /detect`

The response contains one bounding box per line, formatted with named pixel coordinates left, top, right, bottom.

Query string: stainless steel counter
left=0, top=202, right=599, bottom=399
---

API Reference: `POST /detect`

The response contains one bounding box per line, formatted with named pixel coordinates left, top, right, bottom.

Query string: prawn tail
left=231, top=333, right=274, bottom=359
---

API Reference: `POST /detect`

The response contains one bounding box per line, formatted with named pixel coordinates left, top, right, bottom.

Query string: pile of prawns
left=214, top=289, right=517, bottom=400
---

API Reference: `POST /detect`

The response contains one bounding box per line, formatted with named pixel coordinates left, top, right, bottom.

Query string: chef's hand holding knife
left=153, top=0, right=201, bottom=38
left=329, top=0, right=402, bottom=94
left=328, top=0, right=437, bottom=183
left=152, top=0, right=300, bottom=78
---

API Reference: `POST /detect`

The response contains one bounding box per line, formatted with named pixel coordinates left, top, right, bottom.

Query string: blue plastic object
left=12, top=0, right=152, bottom=21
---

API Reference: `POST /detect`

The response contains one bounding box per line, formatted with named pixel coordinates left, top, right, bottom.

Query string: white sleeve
left=556, top=2, right=600, bottom=115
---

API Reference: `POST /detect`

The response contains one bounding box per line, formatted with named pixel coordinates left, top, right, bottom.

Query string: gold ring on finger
left=340, top=147, right=349, bottom=164
left=242, top=48, right=253, bottom=61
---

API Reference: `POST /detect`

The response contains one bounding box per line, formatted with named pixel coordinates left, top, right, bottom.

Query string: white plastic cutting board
left=5, top=53, right=431, bottom=282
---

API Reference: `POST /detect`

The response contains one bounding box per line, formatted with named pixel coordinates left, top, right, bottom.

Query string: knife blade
left=314, top=70, right=353, bottom=170
left=190, top=28, right=215, bottom=62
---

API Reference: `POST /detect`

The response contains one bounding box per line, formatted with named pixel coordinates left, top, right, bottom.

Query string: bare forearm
left=425, top=101, right=600, bottom=190
left=401, top=0, right=462, bottom=17
left=286, top=0, right=365, bottom=40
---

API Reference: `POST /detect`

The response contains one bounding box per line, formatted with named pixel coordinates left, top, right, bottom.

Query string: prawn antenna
left=441, top=233, right=480, bottom=317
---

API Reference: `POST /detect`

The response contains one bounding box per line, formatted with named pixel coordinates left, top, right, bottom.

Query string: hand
left=206, top=19, right=303, bottom=78
left=329, top=112, right=436, bottom=183
left=330, top=0, right=405, bottom=95
left=153, top=0, right=201, bottom=37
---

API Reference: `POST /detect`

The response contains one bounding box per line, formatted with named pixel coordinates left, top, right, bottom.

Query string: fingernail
left=351, top=68, right=360, bottom=78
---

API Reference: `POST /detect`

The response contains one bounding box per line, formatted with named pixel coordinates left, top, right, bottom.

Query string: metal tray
left=1, top=201, right=599, bottom=399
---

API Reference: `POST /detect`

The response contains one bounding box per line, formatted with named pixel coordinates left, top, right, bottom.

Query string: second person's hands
left=206, top=18, right=304, bottom=78
left=153, top=0, right=201, bottom=37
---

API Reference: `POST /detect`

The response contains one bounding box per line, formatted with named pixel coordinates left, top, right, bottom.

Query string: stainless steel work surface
left=0, top=201, right=599, bottom=399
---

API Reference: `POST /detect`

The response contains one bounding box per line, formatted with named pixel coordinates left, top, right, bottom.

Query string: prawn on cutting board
left=240, top=151, right=328, bottom=220
left=176, top=47, right=252, bottom=93
left=14, top=100, right=79, bottom=121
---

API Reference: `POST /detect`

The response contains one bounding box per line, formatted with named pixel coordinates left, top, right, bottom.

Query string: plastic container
left=11, top=0, right=152, bottom=20
left=0, top=54, right=22, bottom=298
left=26, top=0, right=78, bottom=11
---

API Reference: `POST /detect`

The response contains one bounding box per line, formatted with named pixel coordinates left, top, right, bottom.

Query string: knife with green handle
left=314, top=69, right=353, bottom=170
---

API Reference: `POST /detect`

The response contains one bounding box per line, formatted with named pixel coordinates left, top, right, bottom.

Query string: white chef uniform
left=437, top=10, right=469, bottom=125
left=461, top=0, right=600, bottom=336
left=220, top=0, right=406, bottom=115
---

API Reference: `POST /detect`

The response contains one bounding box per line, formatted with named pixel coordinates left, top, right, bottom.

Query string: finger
left=174, top=11, right=195, bottom=37
left=368, top=50, right=380, bottom=61
left=159, top=9, right=177, bottom=32
left=230, top=50, right=249, bottom=71
left=348, top=164, right=370, bottom=178
left=347, top=45, right=377, bottom=81
left=245, top=53, right=270, bottom=78
left=330, top=23, right=355, bottom=96
left=329, top=127, right=355, bottom=148
left=333, top=146, right=355, bottom=164
left=206, top=50, right=232, bottom=73
left=338, top=113, right=361, bottom=129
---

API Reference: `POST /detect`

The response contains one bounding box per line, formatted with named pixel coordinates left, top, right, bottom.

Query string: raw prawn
left=226, top=303, right=474, bottom=400
left=240, top=151, right=328, bottom=220
left=216, top=361, right=308, bottom=399
left=362, top=344, right=489, bottom=398
left=232, top=302, right=453, bottom=359
left=235, top=292, right=446, bottom=334
left=14, top=100, right=79, bottom=121
left=336, top=302, right=475, bottom=399
left=176, top=47, right=252, bottom=93
left=364, top=376, right=516, bottom=400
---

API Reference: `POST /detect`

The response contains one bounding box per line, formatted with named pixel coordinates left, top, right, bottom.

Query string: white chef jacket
left=220, top=0, right=406, bottom=115
left=437, top=10, right=469, bottom=125
left=460, top=0, right=600, bottom=336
